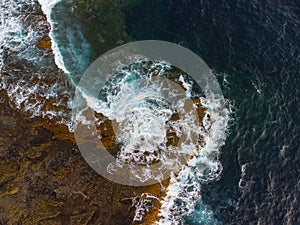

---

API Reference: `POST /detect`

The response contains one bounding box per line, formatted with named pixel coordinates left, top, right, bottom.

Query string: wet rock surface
left=0, top=88, right=169, bottom=224
left=0, top=79, right=207, bottom=224
left=0, top=1, right=208, bottom=224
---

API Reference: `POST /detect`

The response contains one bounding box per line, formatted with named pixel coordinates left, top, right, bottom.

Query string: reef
left=0, top=85, right=162, bottom=224
left=0, top=53, right=208, bottom=225
left=0, top=77, right=206, bottom=225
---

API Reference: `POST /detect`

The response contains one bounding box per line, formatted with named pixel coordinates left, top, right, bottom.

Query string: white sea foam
left=1, top=2, right=230, bottom=222
left=0, top=0, right=36, bottom=70
left=158, top=90, right=230, bottom=224
left=0, top=0, right=71, bottom=123
left=72, top=61, right=229, bottom=223
left=238, top=163, right=247, bottom=189
left=73, top=62, right=208, bottom=184
left=38, top=0, right=69, bottom=74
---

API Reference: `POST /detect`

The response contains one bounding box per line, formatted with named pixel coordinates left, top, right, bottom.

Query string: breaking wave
left=158, top=91, right=229, bottom=224
left=38, top=0, right=69, bottom=74
left=1, top=1, right=230, bottom=223
left=72, top=61, right=210, bottom=184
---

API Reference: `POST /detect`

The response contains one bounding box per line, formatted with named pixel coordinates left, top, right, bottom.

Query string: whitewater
left=0, top=0, right=230, bottom=224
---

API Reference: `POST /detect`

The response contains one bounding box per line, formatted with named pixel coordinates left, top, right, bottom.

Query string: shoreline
left=0, top=1, right=221, bottom=223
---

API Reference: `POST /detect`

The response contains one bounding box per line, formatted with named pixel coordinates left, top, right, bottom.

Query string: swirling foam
left=1, top=2, right=230, bottom=222
left=0, top=0, right=44, bottom=69
left=158, top=87, right=230, bottom=224
left=73, top=61, right=209, bottom=184
left=0, top=0, right=70, bottom=122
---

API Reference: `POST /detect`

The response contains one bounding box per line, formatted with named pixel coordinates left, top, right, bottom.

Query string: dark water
left=50, top=0, right=300, bottom=224
left=122, top=0, right=300, bottom=224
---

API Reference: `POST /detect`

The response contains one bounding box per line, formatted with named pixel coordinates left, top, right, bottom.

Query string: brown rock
left=0, top=65, right=208, bottom=225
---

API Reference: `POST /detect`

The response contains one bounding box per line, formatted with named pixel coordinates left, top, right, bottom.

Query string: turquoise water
left=121, top=1, right=300, bottom=224
left=50, top=0, right=300, bottom=224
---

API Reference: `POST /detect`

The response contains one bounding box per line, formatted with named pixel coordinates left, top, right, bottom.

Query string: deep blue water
left=124, top=0, right=300, bottom=224
left=51, top=0, right=300, bottom=224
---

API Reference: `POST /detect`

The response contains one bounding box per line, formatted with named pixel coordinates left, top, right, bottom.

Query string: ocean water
left=123, top=0, right=300, bottom=223
left=1, top=0, right=300, bottom=224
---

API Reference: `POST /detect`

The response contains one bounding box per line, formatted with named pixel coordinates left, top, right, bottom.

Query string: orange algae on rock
left=38, top=36, right=52, bottom=49
left=0, top=67, right=208, bottom=224
left=0, top=88, right=208, bottom=225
